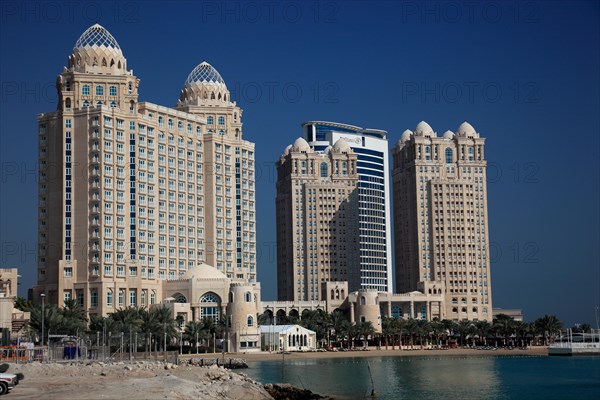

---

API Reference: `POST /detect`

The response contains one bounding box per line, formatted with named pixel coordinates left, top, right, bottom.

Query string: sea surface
left=245, top=355, right=600, bottom=399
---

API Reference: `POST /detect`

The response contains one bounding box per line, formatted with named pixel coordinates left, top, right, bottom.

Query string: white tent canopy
left=260, top=324, right=317, bottom=352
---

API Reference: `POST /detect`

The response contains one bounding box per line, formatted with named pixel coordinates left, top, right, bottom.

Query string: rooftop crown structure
left=35, top=24, right=257, bottom=317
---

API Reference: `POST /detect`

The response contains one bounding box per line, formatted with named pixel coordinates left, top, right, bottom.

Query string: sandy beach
left=186, top=345, right=549, bottom=363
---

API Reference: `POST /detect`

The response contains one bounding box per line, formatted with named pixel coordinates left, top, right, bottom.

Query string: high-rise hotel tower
left=392, top=121, right=492, bottom=321
left=35, top=24, right=256, bottom=315
left=302, top=122, right=393, bottom=293
left=276, top=138, right=360, bottom=301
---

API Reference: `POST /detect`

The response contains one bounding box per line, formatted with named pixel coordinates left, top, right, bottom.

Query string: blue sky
left=1, top=1, right=598, bottom=326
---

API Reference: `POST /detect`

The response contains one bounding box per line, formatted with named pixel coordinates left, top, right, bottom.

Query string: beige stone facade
left=276, top=138, right=360, bottom=301
left=0, top=268, right=29, bottom=338
left=392, top=121, right=493, bottom=321
left=35, top=24, right=256, bottom=317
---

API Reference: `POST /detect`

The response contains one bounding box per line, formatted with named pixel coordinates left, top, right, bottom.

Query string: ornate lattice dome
left=68, top=23, right=127, bottom=73
left=178, top=61, right=230, bottom=106
left=185, top=62, right=225, bottom=86
left=74, top=23, right=122, bottom=52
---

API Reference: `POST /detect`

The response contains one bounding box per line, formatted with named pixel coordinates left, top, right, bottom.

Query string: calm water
left=245, top=355, right=600, bottom=399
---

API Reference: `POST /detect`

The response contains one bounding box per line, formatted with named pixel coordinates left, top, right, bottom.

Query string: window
left=106, top=289, right=113, bottom=307
left=445, top=148, right=453, bottom=164
left=90, top=290, right=98, bottom=307
left=129, top=290, right=136, bottom=306
left=96, top=85, right=104, bottom=96
left=245, top=292, right=252, bottom=302
left=109, top=86, right=117, bottom=96
left=218, top=116, right=225, bottom=125
left=360, top=296, right=366, bottom=305
left=82, top=85, right=90, bottom=95
left=392, top=305, right=403, bottom=318
left=320, top=162, right=328, bottom=177
left=247, top=315, right=254, bottom=327
left=118, top=289, right=125, bottom=306
left=207, top=116, right=214, bottom=125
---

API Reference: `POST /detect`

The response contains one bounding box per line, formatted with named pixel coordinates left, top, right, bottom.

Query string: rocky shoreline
left=6, top=360, right=329, bottom=400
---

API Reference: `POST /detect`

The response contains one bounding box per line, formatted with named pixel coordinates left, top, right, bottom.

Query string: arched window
left=445, top=148, right=453, bottom=164
left=82, top=85, right=90, bottom=95
left=65, top=98, right=71, bottom=110
left=109, top=86, right=117, bottom=96
left=158, top=116, right=164, bottom=127
left=245, top=292, right=251, bottom=302
left=360, top=296, right=366, bottom=305
left=207, top=116, right=214, bottom=125
left=199, top=292, right=220, bottom=321
left=218, top=116, right=225, bottom=125
left=178, top=121, right=183, bottom=132
left=211, top=92, right=215, bottom=100
left=229, top=292, right=234, bottom=303
left=320, top=162, right=328, bottom=177
left=96, top=85, right=104, bottom=96
left=102, top=58, right=107, bottom=67
left=175, top=294, right=187, bottom=303
left=200, top=292, right=219, bottom=303
left=128, top=82, right=133, bottom=94
left=168, top=119, right=173, bottom=130
left=83, top=100, right=89, bottom=108
left=335, top=289, right=340, bottom=299
left=330, top=289, right=335, bottom=300
left=247, top=315, right=254, bottom=327
left=187, top=123, right=192, bottom=134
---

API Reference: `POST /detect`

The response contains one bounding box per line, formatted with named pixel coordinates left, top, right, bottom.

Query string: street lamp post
left=40, top=293, right=45, bottom=346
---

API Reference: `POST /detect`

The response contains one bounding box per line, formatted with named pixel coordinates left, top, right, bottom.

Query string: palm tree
left=415, top=319, right=431, bottom=348
left=28, top=303, right=65, bottom=343
left=474, top=320, right=492, bottom=345
left=405, top=319, right=418, bottom=348
left=493, top=314, right=516, bottom=347
left=456, top=320, right=474, bottom=347
left=356, top=321, right=375, bottom=349
left=330, top=310, right=348, bottom=347
left=441, top=319, right=457, bottom=347
left=534, top=315, right=563, bottom=345
left=151, top=306, right=178, bottom=350
left=382, top=318, right=395, bottom=349
left=183, top=320, right=205, bottom=352
left=139, top=308, right=160, bottom=354
left=395, top=318, right=407, bottom=349
left=61, top=299, right=88, bottom=335
left=429, top=319, right=444, bottom=348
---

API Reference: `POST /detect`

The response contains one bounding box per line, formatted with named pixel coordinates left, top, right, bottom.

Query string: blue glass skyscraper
left=302, top=121, right=392, bottom=293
